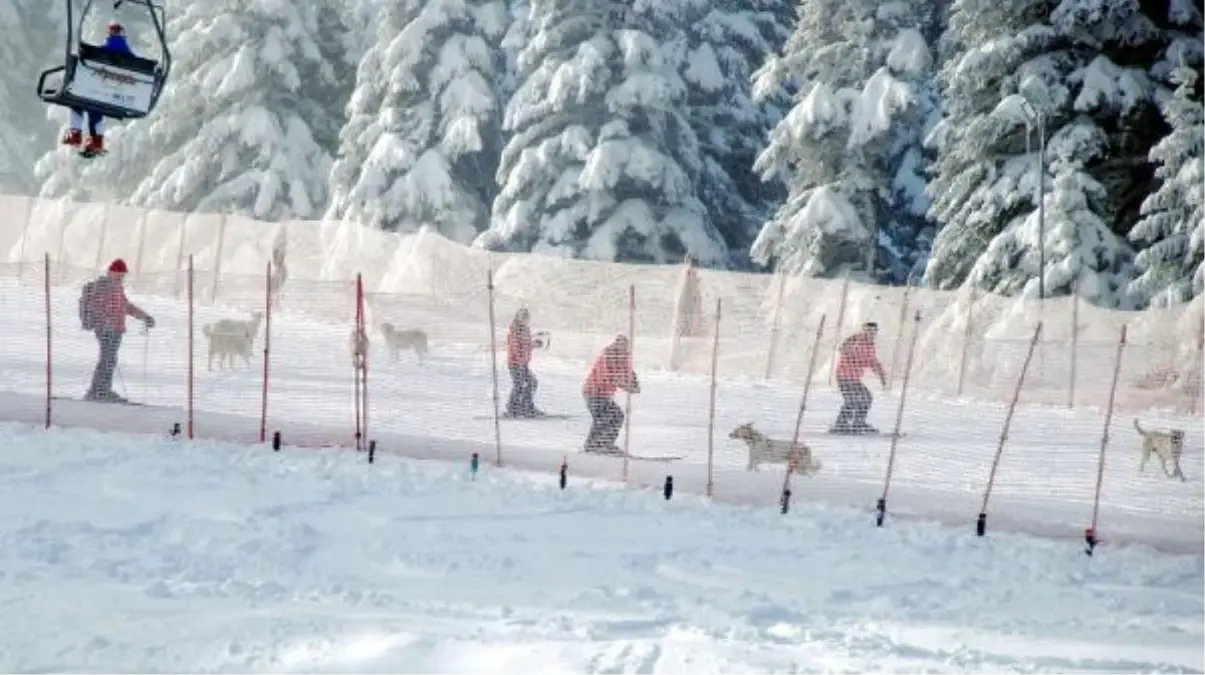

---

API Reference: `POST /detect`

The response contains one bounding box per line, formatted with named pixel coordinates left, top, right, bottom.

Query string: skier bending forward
left=830, top=321, right=886, bottom=435
left=582, top=335, right=640, bottom=454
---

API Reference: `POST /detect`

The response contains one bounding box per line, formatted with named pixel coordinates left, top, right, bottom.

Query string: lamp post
left=994, top=81, right=1051, bottom=299
left=1016, top=99, right=1047, bottom=300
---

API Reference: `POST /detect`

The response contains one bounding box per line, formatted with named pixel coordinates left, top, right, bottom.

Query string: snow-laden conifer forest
left=3, top=0, right=1201, bottom=308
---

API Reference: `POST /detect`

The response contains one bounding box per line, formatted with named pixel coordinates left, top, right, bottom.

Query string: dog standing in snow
left=202, top=311, right=263, bottom=371
left=729, top=422, right=822, bottom=474
left=380, top=322, right=429, bottom=362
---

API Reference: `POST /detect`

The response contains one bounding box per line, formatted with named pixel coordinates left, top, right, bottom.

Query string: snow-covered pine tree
left=326, top=0, right=509, bottom=243
left=925, top=0, right=1165, bottom=306
left=498, top=0, right=531, bottom=103
left=36, top=0, right=354, bottom=220
left=1128, top=61, right=1204, bottom=306
left=749, top=0, right=941, bottom=282
left=969, top=160, right=1133, bottom=304
left=675, top=0, right=793, bottom=265
left=474, top=0, right=727, bottom=265
left=0, top=0, right=64, bottom=194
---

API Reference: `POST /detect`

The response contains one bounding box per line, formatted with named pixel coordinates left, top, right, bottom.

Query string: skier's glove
left=144, top=316, right=156, bottom=329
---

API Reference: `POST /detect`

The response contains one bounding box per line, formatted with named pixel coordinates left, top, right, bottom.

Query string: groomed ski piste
left=0, top=270, right=1201, bottom=555
left=0, top=422, right=1201, bottom=672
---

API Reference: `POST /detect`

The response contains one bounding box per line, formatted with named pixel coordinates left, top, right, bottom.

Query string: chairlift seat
left=37, top=0, right=172, bottom=122
left=79, top=41, right=161, bottom=73
left=37, top=42, right=164, bottom=120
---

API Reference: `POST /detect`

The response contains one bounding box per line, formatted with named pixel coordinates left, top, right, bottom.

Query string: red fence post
left=44, top=253, right=52, bottom=429
left=187, top=255, right=194, bottom=440
left=260, top=261, right=273, bottom=444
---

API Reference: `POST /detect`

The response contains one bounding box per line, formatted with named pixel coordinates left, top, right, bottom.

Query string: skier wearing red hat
left=78, top=258, right=155, bottom=402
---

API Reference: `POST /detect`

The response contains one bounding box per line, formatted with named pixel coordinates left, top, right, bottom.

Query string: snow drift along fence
left=2, top=193, right=1200, bottom=417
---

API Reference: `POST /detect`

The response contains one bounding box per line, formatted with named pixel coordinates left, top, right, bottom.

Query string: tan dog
left=350, top=326, right=369, bottom=370
left=728, top=422, right=822, bottom=474
left=380, top=322, right=429, bottom=362
left=201, top=311, right=263, bottom=371
left=1134, top=419, right=1187, bottom=482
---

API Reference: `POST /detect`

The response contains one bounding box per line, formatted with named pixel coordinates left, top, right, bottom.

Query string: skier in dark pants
left=830, top=321, right=886, bottom=434
left=582, top=335, right=640, bottom=454
left=80, top=259, right=154, bottom=402
left=505, top=307, right=544, bottom=417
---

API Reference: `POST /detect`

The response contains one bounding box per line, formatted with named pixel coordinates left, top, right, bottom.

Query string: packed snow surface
left=0, top=423, right=1201, bottom=673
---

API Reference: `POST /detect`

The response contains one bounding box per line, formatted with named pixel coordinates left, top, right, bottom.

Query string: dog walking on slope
left=1134, top=418, right=1187, bottom=482
left=729, top=422, right=822, bottom=474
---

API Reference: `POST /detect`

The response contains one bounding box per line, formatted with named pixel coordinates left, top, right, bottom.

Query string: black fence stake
left=976, top=512, right=987, bottom=537
left=780, top=486, right=792, bottom=514
left=875, top=498, right=886, bottom=527
left=559, top=460, right=567, bottom=490
left=272, top=431, right=281, bottom=452
left=368, top=440, right=376, bottom=464
left=663, top=476, right=673, bottom=500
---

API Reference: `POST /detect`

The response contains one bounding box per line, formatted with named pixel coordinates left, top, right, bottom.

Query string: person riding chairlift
left=61, top=21, right=135, bottom=155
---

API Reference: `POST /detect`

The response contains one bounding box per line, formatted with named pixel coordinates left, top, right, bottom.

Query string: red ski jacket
left=583, top=345, right=637, bottom=398
left=87, top=276, right=148, bottom=334
left=834, top=332, right=884, bottom=382
left=507, top=321, right=532, bottom=367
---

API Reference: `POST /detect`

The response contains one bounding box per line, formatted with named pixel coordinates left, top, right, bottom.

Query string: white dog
left=350, top=326, right=369, bottom=370
left=729, top=422, right=822, bottom=474
left=1134, top=418, right=1187, bottom=482
left=201, top=311, right=263, bottom=371
left=380, top=322, right=429, bottom=361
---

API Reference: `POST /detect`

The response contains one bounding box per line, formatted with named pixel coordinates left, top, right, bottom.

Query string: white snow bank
left=0, top=422, right=1200, bottom=672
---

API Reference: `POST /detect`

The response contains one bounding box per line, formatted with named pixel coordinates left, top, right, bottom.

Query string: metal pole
left=1037, top=113, right=1046, bottom=300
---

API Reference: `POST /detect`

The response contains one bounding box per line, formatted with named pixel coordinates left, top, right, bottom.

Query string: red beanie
left=108, top=258, right=129, bottom=274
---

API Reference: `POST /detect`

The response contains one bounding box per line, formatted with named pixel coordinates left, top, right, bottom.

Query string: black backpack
left=79, top=279, right=100, bottom=330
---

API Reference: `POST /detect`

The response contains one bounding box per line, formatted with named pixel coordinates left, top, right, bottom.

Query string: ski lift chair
left=36, top=0, right=172, bottom=121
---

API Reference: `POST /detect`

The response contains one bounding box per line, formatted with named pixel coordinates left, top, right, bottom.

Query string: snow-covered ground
left=0, top=422, right=1201, bottom=673
left=0, top=275, right=1201, bottom=555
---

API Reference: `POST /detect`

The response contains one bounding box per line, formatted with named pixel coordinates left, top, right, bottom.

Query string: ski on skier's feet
left=625, top=453, right=686, bottom=462
left=583, top=446, right=685, bottom=462
left=55, top=395, right=155, bottom=407
left=827, top=428, right=906, bottom=438
left=473, top=412, right=573, bottom=420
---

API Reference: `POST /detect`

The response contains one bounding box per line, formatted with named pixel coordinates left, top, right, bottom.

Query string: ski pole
left=142, top=327, right=149, bottom=402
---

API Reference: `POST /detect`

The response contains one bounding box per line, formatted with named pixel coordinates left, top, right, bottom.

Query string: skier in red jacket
left=505, top=307, right=544, bottom=417
left=582, top=335, right=640, bottom=454
left=831, top=322, right=886, bottom=434
left=80, top=258, right=154, bottom=402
